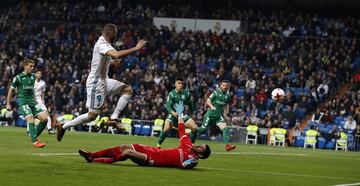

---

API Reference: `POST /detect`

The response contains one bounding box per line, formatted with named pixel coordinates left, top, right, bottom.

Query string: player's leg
left=58, top=82, right=104, bottom=141
left=157, top=114, right=174, bottom=147
left=184, top=116, right=198, bottom=143
left=217, top=117, right=236, bottom=151
left=79, top=145, right=147, bottom=165
left=19, top=104, right=41, bottom=146
left=34, top=106, right=48, bottom=138
left=25, top=115, right=37, bottom=143
left=197, top=113, right=211, bottom=134
left=79, top=146, right=124, bottom=163
left=106, top=79, right=132, bottom=120
left=38, top=102, right=53, bottom=134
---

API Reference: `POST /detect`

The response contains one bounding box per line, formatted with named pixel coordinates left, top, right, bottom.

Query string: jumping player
left=57, top=23, right=146, bottom=141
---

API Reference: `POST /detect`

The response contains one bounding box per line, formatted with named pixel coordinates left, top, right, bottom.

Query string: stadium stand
left=0, top=0, right=359, bottom=151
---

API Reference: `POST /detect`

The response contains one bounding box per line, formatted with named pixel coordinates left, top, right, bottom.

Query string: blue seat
left=236, top=89, right=245, bottom=97
left=15, top=118, right=26, bottom=127
left=325, top=140, right=335, bottom=149
left=317, top=124, right=326, bottom=128
left=303, top=88, right=310, bottom=95
left=295, top=136, right=305, bottom=147
left=133, top=123, right=142, bottom=135
left=319, top=126, right=329, bottom=133
left=140, top=125, right=151, bottom=136
left=318, top=137, right=326, bottom=149
left=326, top=125, right=333, bottom=130
left=303, top=125, right=311, bottom=131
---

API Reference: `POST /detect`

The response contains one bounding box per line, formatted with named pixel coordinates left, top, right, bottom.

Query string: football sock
left=90, top=146, right=122, bottom=160
left=36, top=121, right=47, bottom=137
left=196, top=127, right=206, bottom=134
left=46, top=116, right=52, bottom=130
left=28, top=123, right=37, bottom=143
left=63, top=113, right=89, bottom=130
left=190, top=131, right=197, bottom=143
left=158, top=131, right=168, bottom=145
left=223, top=127, right=230, bottom=144
left=110, top=94, right=131, bottom=120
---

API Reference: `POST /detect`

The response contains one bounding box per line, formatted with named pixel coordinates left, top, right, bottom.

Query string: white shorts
left=36, top=100, right=48, bottom=112
left=86, top=78, right=126, bottom=113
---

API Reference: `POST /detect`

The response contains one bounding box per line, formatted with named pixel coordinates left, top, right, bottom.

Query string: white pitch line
left=199, top=167, right=360, bottom=181
left=333, top=183, right=360, bottom=186
left=28, top=153, right=78, bottom=156
left=213, top=152, right=308, bottom=156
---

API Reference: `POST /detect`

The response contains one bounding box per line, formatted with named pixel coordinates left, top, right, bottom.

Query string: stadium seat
left=151, top=118, right=164, bottom=137
left=245, top=125, right=258, bottom=144
left=269, top=128, right=286, bottom=147
left=140, top=124, right=151, bottom=136
left=325, top=140, right=335, bottom=149
left=133, top=123, right=142, bottom=135
left=236, top=88, right=245, bottom=97
left=121, top=118, right=133, bottom=135
left=317, top=137, right=326, bottom=149
left=336, top=139, right=347, bottom=151
left=295, top=136, right=305, bottom=147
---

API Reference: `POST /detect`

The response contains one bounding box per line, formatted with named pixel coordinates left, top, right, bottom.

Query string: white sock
left=47, top=116, right=52, bottom=130
left=62, top=113, right=90, bottom=130
left=110, top=94, right=131, bottom=120
left=26, top=123, right=29, bottom=132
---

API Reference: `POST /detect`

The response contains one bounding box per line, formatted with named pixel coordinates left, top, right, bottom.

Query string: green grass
left=0, top=126, right=359, bottom=186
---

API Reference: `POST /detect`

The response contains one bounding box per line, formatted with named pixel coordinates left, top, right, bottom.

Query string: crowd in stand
left=0, top=1, right=359, bottom=142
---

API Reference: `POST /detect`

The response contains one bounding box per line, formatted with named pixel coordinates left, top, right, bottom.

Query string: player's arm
left=106, top=40, right=146, bottom=59
left=223, top=104, right=230, bottom=122
left=174, top=101, right=189, bottom=141
left=6, top=88, right=14, bottom=110
left=186, top=92, right=195, bottom=115
left=41, top=83, right=46, bottom=103
left=206, top=91, right=216, bottom=110
left=6, top=76, right=19, bottom=110
left=166, top=93, right=178, bottom=117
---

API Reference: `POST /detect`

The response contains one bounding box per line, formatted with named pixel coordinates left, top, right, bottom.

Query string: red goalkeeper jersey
left=132, top=121, right=196, bottom=168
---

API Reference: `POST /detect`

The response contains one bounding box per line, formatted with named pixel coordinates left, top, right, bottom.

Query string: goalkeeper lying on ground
left=79, top=101, right=211, bottom=169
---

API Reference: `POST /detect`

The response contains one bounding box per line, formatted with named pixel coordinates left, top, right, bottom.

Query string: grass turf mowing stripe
left=199, top=167, right=360, bottom=181
left=28, top=152, right=308, bottom=156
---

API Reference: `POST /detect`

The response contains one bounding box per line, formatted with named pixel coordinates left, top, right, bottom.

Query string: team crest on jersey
left=181, top=95, right=185, bottom=99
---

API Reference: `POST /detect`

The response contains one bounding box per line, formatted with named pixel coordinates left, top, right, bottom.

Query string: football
left=271, top=88, right=285, bottom=101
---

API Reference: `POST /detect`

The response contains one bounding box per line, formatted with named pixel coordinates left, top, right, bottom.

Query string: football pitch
left=0, top=126, right=359, bottom=186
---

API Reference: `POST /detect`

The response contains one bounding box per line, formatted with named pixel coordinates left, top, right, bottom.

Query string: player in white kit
left=34, top=69, right=55, bottom=134
left=57, top=23, right=146, bottom=142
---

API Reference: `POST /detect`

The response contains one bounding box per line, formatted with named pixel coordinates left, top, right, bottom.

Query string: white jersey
left=34, top=79, right=46, bottom=103
left=87, top=36, right=115, bottom=83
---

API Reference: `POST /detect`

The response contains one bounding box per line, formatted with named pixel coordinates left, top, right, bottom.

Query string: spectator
left=311, top=109, right=324, bottom=123
left=344, top=116, right=357, bottom=131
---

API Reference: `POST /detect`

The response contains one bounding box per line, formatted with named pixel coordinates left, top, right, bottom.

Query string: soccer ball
left=271, top=88, right=285, bottom=101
